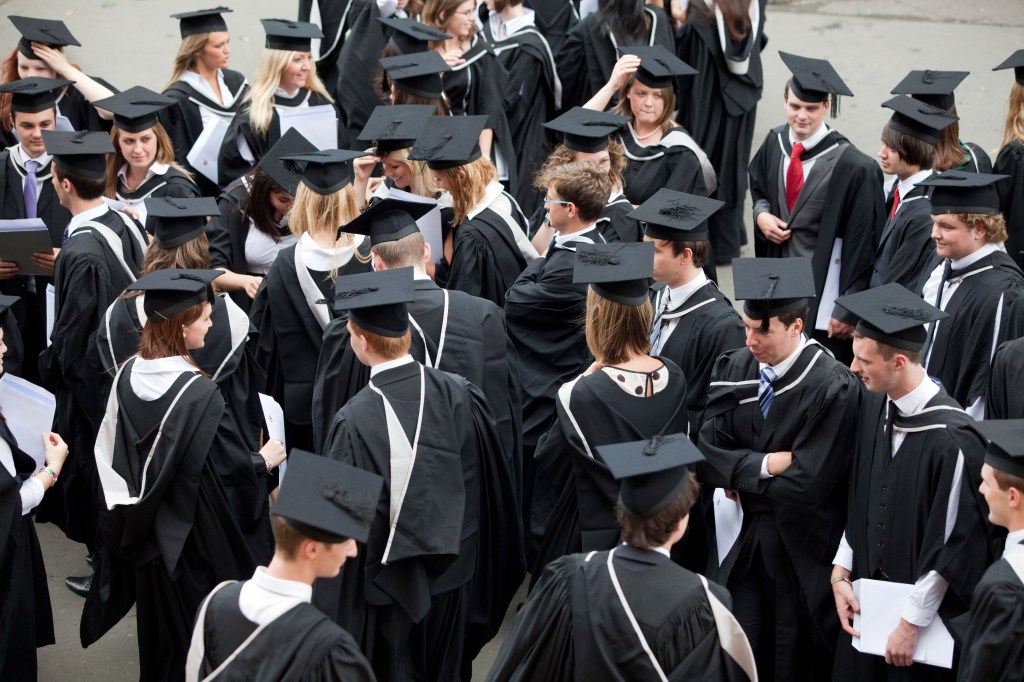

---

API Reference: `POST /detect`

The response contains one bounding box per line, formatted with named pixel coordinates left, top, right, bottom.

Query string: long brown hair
left=434, top=156, right=497, bottom=226
left=699, top=0, right=752, bottom=41
left=535, top=139, right=627, bottom=192
left=422, top=0, right=478, bottom=45
left=138, top=302, right=206, bottom=362
left=1000, top=82, right=1024, bottom=150
left=584, top=287, right=652, bottom=365
left=241, top=168, right=291, bottom=241
left=931, top=106, right=968, bottom=172
left=104, top=123, right=195, bottom=198
left=163, top=33, right=213, bottom=90
left=140, top=232, right=211, bottom=275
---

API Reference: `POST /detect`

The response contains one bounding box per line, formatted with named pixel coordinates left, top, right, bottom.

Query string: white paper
left=386, top=188, right=443, bottom=263
left=277, top=104, right=338, bottom=151
left=850, top=578, right=954, bottom=669
left=258, top=393, right=287, bottom=483
left=713, top=488, right=743, bottom=567
left=186, top=112, right=232, bottom=185
left=815, top=237, right=843, bottom=331
left=0, top=218, right=53, bottom=275
left=54, top=114, right=74, bottom=132
left=45, top=283, right=55, bottom=347
left=0, top=374, right=56, bottom=468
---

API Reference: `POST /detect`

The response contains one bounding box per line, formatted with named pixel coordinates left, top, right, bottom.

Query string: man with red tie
left=748, top=52, right=885, bottom=364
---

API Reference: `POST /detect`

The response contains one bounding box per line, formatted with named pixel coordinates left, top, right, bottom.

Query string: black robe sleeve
left=951, top=562, right=1024, bottom=682
left=996, top=139, right=1024, bottom=268
left=988, top=339, right=1024, bottom=419
left=310, top=315, right=371, bottom=452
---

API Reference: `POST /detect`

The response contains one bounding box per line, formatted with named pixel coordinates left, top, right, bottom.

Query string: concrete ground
left=4, top=0, right=1021, bottom=679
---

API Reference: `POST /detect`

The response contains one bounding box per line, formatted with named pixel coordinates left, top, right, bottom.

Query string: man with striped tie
left=697, top=256, right=864, bottom=682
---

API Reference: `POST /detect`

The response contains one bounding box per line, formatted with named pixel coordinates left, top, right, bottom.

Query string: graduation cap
left=618, top=45, right=696, bottom=89
left=124, top=269, right=221, bottom=322
left=260, top=18, right=323, bottom=52
left=966, top=420, right=1024, bottom=480
left=408, top=115, right=487, bottom=170
left=94, top=86, right=177, bottom=133
left=146, top=196, right=220, bottom=249
left=917, top=170, right=1008, bottom=215
left=380, top=51, right=451, bottom=100
left=542, top=107, right=629, bottom=154
left=171, top=7, right=232, bottom=38
left=598, top=434, right=704, bottom=518
left=834, top=283, right=946, bottom=352
left=573, top=242, right=654, bottom=306
left=357, top=104, right=435, bottom=155
left=0, top=294, right=19, bottom=326
left=378, top=16, right=451, bottom=56
left=0, top=77, right=73, bottom=114
left=273, top=449, right=384, bottom=544
left=882, top=95, right=958, bottom=146
left=629, top=189, right=724, bottom=243
left=779, top=51, right=853, bottom=117
left=890, top=70, right=969, bottom=112
left=340, top=197, right=433, bottom=245
left=42, top=130, right=113, bottom=180
left=994, top=50, right=1024, bottom=86
left=333, top=267, right=416, bottom=336
left=8, top=16, right=81, bottom=59
left=732, top=257, right=816, bottom=332
left=281, top=149, right=370, bottom=195
left=257, top=128, right=317, bottom=196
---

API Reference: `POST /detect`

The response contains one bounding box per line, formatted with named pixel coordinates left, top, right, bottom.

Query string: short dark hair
left=881, top=122, right=935, bottom=170
left=778, top=305, right=809, bottom=329
left=534, top=161, right=611, bottom=224
left=52, top=161, right=106, bottom=200
left=668, top=240, right=710, bottom=269
left=993, top=467, right=1024, bottom=496
left=615, top=471, right=700, bottom=550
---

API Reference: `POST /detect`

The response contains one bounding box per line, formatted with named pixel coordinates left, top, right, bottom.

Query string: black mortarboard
left=378, top=16, right=450, bottom=56
left=258, top=128, right=317, bottom=196
left=917, top=171, right=1008, bottom=215
left=732, top=257, right=816, bottom=332
left=260, top=18, right=323, bottom=52
left=171, top=7, right=231, bottom=38
left=994, top=50, right=1024, bottom=87
left=0, top=77, right=73, bottom=114
left=381, top=51, right=451, bottom=99
left=882, top=95, right=958, bottom=146
left=274, top=449, right=383, bottom=544
left=340, top=197, right=433, bottom=245
left=9, top=16, right=80, bottom=59
left=42, top=130, right=113, bottom=180
left=357, top=104, right=434, bottom=155
left=573, top=242, right=654, bottom=306
left=408, top=115, right=487, bottom=170
left=0, top=294, right=18, bottom=325
left=95, top=86, right=176, bottom=133
left=124, top=269, right=220, bottom=321
left=146, top=197, right=220, bottom=249
left=629, top=189, right=723, bottom=242
left=333, top=267, right=416, bottom=337
left=890, top=70, right=969, bottom=111
left=967, top=420, right=1024, bottom=479
left=542, top=107, right=628, bottom=154
left=779, top=51, right=852, bottom=117
left=598, top=434, right=704, bottom=518
left=618, top=45, right=696, bottom=89
left=834, top=283, right=947, bottom=352
left=282, top=149, right=370, bottom=195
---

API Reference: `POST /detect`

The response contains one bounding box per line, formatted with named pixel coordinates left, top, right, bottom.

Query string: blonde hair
left=965, top=212, right=1009, bottom=244
left=105, top=123, right=194, bottom=198
left=435, top=157, right=497, bottom=226
left=1000, top=82, right=1024, bottom=150
left=244, top=49, right=333, bottom=137
left=584, top=287, right=652, bottom=365
left=383, top=147, right=439, bottom=197
left=164, top=33, right=213, bottom=90
left=141, top=232, right=211, bottom=274
left=613, top=76, right=678, bottom=134
left=289, top=182, right=361, bottom=242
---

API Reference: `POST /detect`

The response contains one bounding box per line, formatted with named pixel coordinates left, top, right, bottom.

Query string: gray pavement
left=4, top=0, right=1021, bottom=679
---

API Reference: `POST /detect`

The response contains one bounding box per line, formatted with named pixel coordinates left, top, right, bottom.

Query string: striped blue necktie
left=758, top=367, right=777, bottom=418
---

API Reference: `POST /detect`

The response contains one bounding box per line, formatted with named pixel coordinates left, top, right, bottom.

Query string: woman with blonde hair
left=160, top=7, right=249, bottom=197
left=249, top=151, right=372, bottom=451
left=995, top=51, right=1024, bottom=268
left=218, top=19, right=340, bottom=186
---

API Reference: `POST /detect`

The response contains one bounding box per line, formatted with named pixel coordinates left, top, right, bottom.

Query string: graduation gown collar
left=775, top=125, right=845, bottom=162
left=610, top=543, right=672, bottom=566
left=369, top=357, right=421, bottom=386
left=661, top=281, right=721, bottom=319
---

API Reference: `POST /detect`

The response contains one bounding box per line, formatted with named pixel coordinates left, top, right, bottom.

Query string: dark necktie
left=23, top=159, right=39, bottom=220
left=649, top=290, right=670, bottom=351
left=758, top=367, right=777, bottom=419
left=922, top=260, right=954, bottom=362
left=889, top=184, right=900, bottom=222
left=785, top=142, right=806, bottom=212
left=883, top=400, right=896, bottom=464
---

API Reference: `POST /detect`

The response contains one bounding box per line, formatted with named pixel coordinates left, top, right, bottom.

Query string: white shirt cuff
left=20, top=476, right=46, bottom=515
left=832, top=532, right=854, bottom=572
left=900, top=570, right=947, bottom=627
left=759, top=454, right=773, bottom=479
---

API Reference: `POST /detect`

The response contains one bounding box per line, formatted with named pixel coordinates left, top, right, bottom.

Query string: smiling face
left=198, top=31, right=231, bottom=71
left=444, top=0, right=477, bottom=40
left=13, top=108, right=56, bottom=157
left=182, top=302, right=213, bottom=350
left=626, top=81, right=666, bottom=129
left=784, top=90, right=828, bottom=142
left=931, top=213, right=984, bottom=260
left=381, top=153, right=413, bottom=189
left=279, top=52, right=312, bottom=92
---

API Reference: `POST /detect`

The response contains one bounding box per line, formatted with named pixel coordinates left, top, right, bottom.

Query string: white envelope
left=186, top=111, right=233, bottom=185
left=258, top=393, right=287, bottom=482
left=851, top=578, right=954, bottom=669
left=45, top=283, right=55, bottom=347
left=0, top=374, right=56, bottom=468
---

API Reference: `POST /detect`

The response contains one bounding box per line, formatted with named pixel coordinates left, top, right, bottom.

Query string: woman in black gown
left=995, top=51, right=1024, bottom=268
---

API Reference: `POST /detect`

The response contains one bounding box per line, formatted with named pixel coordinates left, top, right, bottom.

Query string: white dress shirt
left=238, top=566, right=313, bottom=625
left=67, top=203, right=112, bottom=237
left=783, top=123, right=831, bottom=182
left=651, top=271, right=709, bottom=355
left=129, top=355, right=201, bottom=400
left=758, top=337, right=807, bottom=479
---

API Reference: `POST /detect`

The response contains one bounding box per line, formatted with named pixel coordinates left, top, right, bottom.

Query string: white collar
left=554, top=224, right=597, bottom=246
left=951, top=242, right=999, bottom=271
left=118, top=161, right=169, bottom=186
left=664, top=270, right=708, bottom=308
left=891, top=372, right=939, bottom=416
left=1004, top=528, right=1024, bottom=556
left=759, top=336, right=807, bottom=379
left=68, top=203, right=112, bottom=235
left=488, top=8, right=535, bottom=36
left=789, top=123, right=830, bottom=151
left=14, top=144, right=50, bottom=168
left=131, top=355, right=197, bottom=375
left=370, top=354, right=415, bottom=378
left=250, top=566, right=312, bottom=602
left=895, top=168, right=933, bottom=198
left=413, top=271, right=433, bottom=280
left=466, top=181, right=506, bottom=220
left=298, top=232, right=358, bottom=272
left=179, top=69, right=235, bottom=106
left=275, top=87, right=301, bottom=99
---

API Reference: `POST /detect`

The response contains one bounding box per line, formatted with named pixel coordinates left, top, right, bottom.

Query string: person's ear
left=422, top=241, right=432, bottom=265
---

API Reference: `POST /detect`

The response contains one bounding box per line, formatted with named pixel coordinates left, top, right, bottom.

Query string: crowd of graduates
left=1, top=2, right=1024, bottom=681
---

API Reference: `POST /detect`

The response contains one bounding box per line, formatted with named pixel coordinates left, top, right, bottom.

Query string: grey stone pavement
left=0, top=0, right=1019, bottom=679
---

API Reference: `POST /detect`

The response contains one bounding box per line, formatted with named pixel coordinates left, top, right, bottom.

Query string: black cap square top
left=261, top=18, right=323, bottom=52
left=94, top=86, right=177, bottom=134
left=890, top=70, right=969, bottom=111
left=597, top=434, right=704, bottom=518
left=281, top=149, right=370, bottom=195
left=408, top=115, right=487, bottom=170
left=732, top=257, right=816, bottom=329
left=274, top=449, right=384, bottom=544
left=332, top=267, right=416, bottom=337
left=9, top=16, right=80, bottom=59
left=42, top=130, right=113, bottom=180
left=125, top=269, right=221, bottom=322
left=0, top=77, right=73, bottom=114
left=357, top=104, right=435, bottom=155
left=967, top=420, right=1024, bottom=479
left=380, top=51, right=451, bottom=100
left=258, top=128, right=317, bottom=196
left=882, top=95, right=958, bottom=146
left=573, top=242, right=654, bottom=306
left=618, top=45, right=696, bottom=89
left=629, top=188, right=724, bottom=242
left=378, top=16, right=451, bottom=55
left=146, top=197, right=220, bottom=249
left=780, top=51, right=852, bottom=114
left=171, top=7, right=231, bottom=38
left=340, top=197, right=433, bottom=245
left=994, top=49, right=1024, bottom=86
left=917, top=170, right=1009, bottom=215
left=834, top=283, right=947, bottom=352
left=543, top=107, right=629, bottom=154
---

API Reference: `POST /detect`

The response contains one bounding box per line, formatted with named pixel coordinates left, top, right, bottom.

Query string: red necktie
left=785, top=142, right=805, bottom=212
left=889, top=184, right=901, bottom=221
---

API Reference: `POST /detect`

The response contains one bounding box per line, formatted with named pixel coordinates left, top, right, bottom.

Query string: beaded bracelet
left=39, top=466, right=58, bottom=485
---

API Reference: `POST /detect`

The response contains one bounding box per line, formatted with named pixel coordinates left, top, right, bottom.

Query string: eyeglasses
left=543, top=198, right=572, bottom=206
left=453, top=8, right=476, bottom=16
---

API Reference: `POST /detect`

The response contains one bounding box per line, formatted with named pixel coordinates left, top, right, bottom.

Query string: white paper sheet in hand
left=186, top=112, right=232, bottom=185
left=386, top=189, right=443, bottom=263
left=45, top=283, right=55, bottom=347
left=0, top=374, right=56, bottom=468
left=277, top=104, right=338, bottom=151
left=713, top=488, right=744, bottom=567
left=850, top=578, right=954, bottom=669
left=258, top=392, right=287, bottom=482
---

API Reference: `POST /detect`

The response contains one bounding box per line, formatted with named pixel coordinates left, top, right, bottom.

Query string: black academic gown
left=529, top=0, right=579, bottom=56
left=331, top=0, right=389, bottom=147
left=299, top=0, right=359, bottom=103
left=988, top=337, right=1024, bottom=419
left=0, top=313, right=22, bottom=378
left=0, top=421, right=55, bottom=682
left=621, top=126, right=715, bottom=206
left=870, top=183, right=937, bottom=292
left=697, top=341, right=864, bottom=681
left=114, top=167, right=200, bottom=231
left=316, top=360, right=522, bottom=682
left=995, top=138, right=1024, bottom=267
left=189, top=580, right=376, bottom=682
left=488, top=545, right=755, bottom=682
